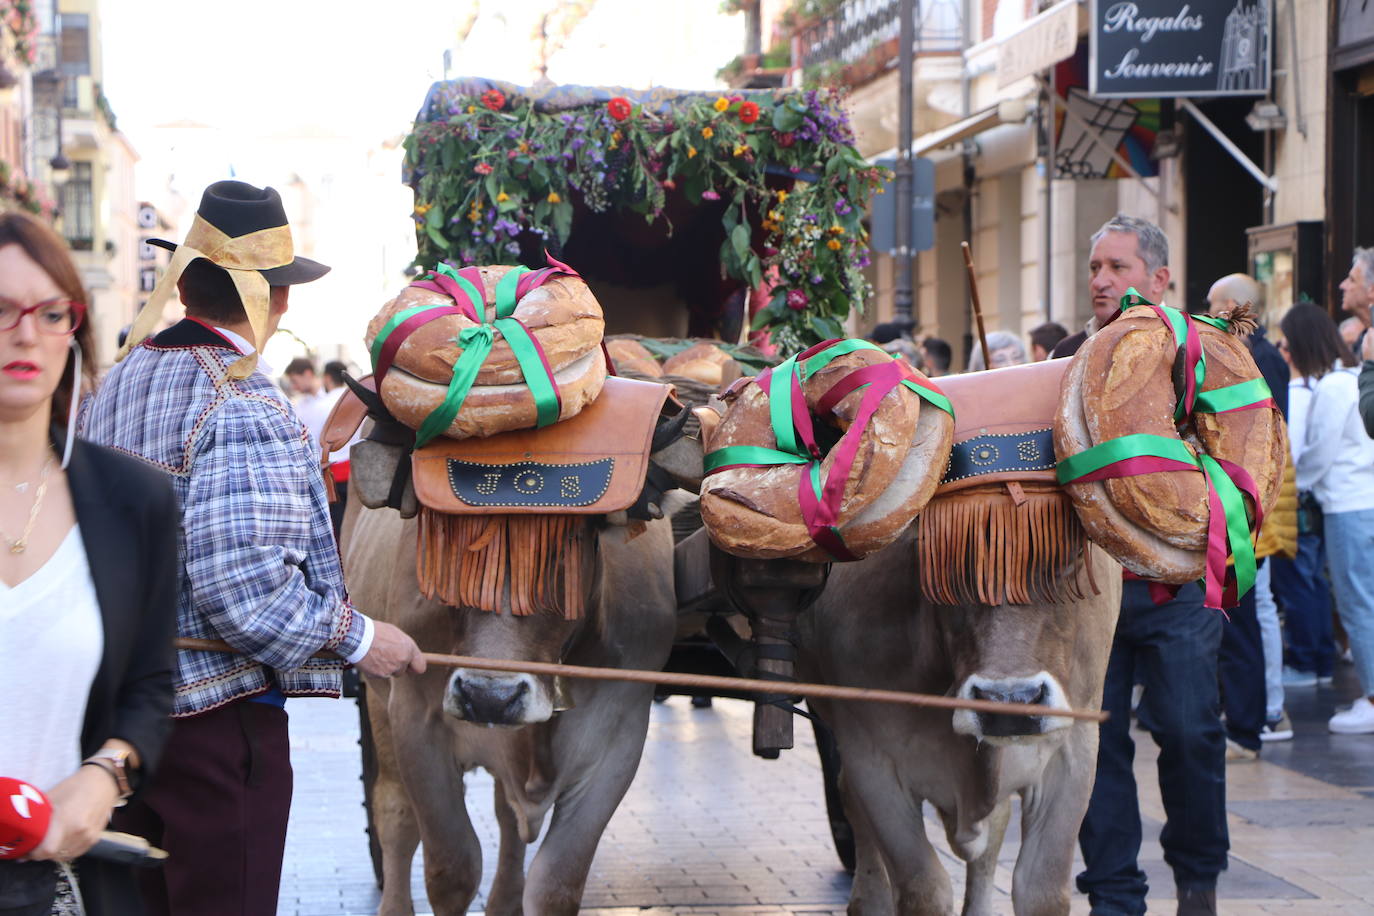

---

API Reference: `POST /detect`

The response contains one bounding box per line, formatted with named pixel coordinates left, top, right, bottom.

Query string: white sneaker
left=1328, top=696, right=1374, bottom=734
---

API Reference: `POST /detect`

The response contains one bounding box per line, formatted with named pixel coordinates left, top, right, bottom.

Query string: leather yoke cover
left=934, top=357, right=1069, bottom=495
left=412, top=375, right=670, bottom=514
left=320, top=375, right=375, bottom=456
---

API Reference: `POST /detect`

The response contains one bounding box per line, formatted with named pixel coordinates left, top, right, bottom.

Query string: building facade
left=729, top=0, right=1340, bottom=371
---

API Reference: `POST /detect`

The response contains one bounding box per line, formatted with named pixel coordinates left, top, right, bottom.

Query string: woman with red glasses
left=0, top=211, right=177, bottom=915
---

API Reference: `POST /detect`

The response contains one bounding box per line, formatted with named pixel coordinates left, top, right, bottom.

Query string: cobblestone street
left=280, top=677, right=1374, bottom=916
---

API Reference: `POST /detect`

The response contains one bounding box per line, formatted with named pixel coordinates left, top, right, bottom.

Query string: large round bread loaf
left=662, top=342, right=737, bottom=387
left=1054, top=304, right=1286, bottom=582
left=366, top=264, right=608, bottom=439
left=606, top=338, right=664, bottom=378
left=700, top=348, right=953, bottom=562
left=366, top=266, right=604, bottom=386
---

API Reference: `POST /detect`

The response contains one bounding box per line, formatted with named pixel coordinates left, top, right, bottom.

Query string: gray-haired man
left=1051, top=213, right=1171, bottom=358
left=1068, top=215, right=1229, bottom=916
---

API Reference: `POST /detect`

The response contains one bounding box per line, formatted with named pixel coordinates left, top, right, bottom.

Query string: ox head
left=934, top=548, right=1118, bottom=746
left=440, top=606, right=581, bottom=727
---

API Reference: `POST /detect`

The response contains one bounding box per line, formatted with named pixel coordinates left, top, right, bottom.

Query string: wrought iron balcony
left=795, top=0, right=964, bottom=83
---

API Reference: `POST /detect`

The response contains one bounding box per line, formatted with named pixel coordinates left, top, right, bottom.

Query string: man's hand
left=356, top=622, right=426, bottom=678
left=1362, top=328, right=1374, bottom=362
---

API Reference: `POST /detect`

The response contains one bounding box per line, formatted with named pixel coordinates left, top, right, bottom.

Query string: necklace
left=0, top=455, right=54, bottom=554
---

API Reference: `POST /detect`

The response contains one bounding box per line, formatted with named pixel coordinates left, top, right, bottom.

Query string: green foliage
left=403, top=87, right=887, bottom=355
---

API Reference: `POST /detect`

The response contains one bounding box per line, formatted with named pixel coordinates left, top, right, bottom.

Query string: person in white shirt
left=1280, top=303, right=1374, bottom=734
left=284, top=356, right=331, bottom=458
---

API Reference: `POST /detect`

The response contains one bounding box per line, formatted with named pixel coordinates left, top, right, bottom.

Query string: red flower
left=607, top=96, right=632, bottom=121
left=786, top=289, right=809, bottom=311
left=738, top=101, right=761, bottom=125
left=481, top=89, right=506, bottom=111
left=474, top=162, right=493, bottom=175
left=775, top=130, right=795, bottom=147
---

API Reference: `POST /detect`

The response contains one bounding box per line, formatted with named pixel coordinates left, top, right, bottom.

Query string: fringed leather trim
left=917, top=483, right=1091, bottom=606
left=416, top=508, right=592, bottom=618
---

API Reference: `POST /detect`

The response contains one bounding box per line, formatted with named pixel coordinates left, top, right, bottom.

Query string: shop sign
left=997, top=0, right=1079, bottom=89
left=1090, top=0, right=1271, bottom=98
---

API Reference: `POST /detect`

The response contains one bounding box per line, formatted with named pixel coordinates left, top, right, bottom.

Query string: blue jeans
left=1322, top=509, right=1374, bottom=695
left=1270, top=532, right=1334, bottom=677
left=1077, top=581, right=1228, bottom=915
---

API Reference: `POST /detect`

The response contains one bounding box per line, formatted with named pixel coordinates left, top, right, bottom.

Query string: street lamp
left=48, top=152, right=70, bottom=185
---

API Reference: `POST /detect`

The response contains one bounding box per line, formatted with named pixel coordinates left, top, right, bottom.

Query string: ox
left=341, top=436, right=692, bottom=915
left=798, top=528, right=1121, bottom=915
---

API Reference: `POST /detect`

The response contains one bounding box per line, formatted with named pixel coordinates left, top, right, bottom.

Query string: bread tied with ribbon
left=1054, top=289, right=1287, bottom=609
left=366, top=257, right=607, bottom=444
left=700, top=339, right=955, bottom=562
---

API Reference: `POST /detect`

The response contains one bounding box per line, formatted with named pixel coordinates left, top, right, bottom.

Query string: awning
left=913, top=99, right=1031, bottom=157
left=869, top=98, right=1033, bottom=163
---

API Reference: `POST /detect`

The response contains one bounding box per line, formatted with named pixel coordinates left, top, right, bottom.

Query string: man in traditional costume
left=82, top=180, right=424, bottom=914
left=1069, top=215, right=1229, bottom=916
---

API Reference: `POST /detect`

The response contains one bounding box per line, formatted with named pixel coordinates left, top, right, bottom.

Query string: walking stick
left=961, top=241, right=992, bottom=370
left=173, top=637, right=1106, bottom=722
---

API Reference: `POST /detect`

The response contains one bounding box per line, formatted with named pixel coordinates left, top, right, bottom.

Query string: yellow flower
left=761, top=219, right=779, bottom=232
left=547, top=191, right=561, bottom=204
left=768, top=210, right=781, bottom=221
left=609, top=135, right=619, bottom=150
left=702, top=126, right=715, bottom=139
left=829, top=225, right=845, bottom=235
left=414, top=203, right=432, bottom=215
left=497, top=191, right=510, bottom=203
left=612, top=130, right=624, bottom=143
left=827, top=239, right=843, bottom=251
left=776, top=190, right=788, bottom=202
left=714, top=97, right=730, bottom=112
left=467, top=105, right=477, bottom=114
left=687, top=145, right=698, bottom=159
left=874, top=185, right=885, bottom=194
left=733, top=144, right=748, bottom=157
left=518, top=140, right=531, bottom=153
left=468, top=208, right=480, bottom=222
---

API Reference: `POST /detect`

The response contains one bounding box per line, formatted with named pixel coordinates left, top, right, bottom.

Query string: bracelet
left=81, top=757, right=131, bottom=806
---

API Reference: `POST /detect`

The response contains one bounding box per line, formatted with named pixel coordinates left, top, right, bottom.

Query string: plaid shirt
left=82, top=320, right=366, bottom=717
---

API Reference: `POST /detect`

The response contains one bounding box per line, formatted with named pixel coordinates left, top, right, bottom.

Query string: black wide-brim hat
left=146, top=180, right=330, bottom=285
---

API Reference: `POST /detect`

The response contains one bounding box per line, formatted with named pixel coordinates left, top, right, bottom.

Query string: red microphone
left=0, top=777, right=53, bottom=860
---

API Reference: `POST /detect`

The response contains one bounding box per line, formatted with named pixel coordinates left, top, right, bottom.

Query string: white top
left=1287, top=377, right=1315, bottom=466
left=0, top=527, right=104, bottom=791
left=293, top=392, right=333, bottom=461
left=1296, top=365, right=1374, bottom=513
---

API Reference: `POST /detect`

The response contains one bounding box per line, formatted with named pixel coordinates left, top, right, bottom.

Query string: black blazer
left=62, top=435, right=179, bottom=915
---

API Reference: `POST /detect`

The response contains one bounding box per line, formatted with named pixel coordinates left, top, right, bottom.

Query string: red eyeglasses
left=0, top=297, right=87, bottom=335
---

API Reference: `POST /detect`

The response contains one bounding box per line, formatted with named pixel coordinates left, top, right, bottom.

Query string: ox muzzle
left=443, top=668, right=572, bottom=726
left=951, top=672, right=1072, bottom=744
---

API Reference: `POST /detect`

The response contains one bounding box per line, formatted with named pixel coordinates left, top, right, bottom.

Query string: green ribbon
left=1200, top=453, right=1257, bottom=598
left=1055, top=433, right=1197, bottom=484
left=370, top=303, right=447, bottom=371
left=494, top=316, right=560, bottom=428
left=1193, top=377, right=1274, bottom=414
left=414, top=324, right=495, bottom=448
left=703, top=445, right=810, bottom=474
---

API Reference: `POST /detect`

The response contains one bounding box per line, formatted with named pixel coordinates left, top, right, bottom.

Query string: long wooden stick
left=174, top=637, right=1106, bottom=722
left=961, top=241, right=992, bottom=370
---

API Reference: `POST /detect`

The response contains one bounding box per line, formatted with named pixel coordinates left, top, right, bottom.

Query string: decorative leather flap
left=934, top=357, right=1070, bottom=494
left=321, top=375, right=375, bottom=456
left=412, top=375, right=671, bottom=514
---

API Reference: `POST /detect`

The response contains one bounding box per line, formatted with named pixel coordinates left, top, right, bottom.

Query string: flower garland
left=1, top=0, right=37, bottom=66
left=403, top=85, right=885, bottom=354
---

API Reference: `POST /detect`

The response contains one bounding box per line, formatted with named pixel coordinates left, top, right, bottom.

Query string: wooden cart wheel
left=356, top=680, right=384, bottom=889
left=810, top=711, right=856, bottom=874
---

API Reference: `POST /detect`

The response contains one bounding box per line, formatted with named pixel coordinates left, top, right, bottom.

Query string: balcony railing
left=795, top=0, right=964, bottom=82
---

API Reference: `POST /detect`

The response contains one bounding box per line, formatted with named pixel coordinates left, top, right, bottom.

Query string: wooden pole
left=174, top=637, right=1106, bottom=723
left=961, top=241, right=991, bottom=370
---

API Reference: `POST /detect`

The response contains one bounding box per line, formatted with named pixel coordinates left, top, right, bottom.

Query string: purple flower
left=701, top=190, right=721, bottom=201
left=505, top=242, right=521, bottom=255
left=571, top=138, right=585, bottom=150
left=810, top=273, right=823, bottom=285
left=834, top=199, right=852, bottom=215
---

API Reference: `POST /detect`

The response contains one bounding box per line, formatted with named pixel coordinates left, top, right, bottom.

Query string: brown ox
left=341, top=478, right=679, bottom=915
left=798, top=528, right=1121, bottom=915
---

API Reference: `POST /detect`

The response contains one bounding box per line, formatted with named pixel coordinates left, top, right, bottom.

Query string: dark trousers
left=1077, top=581, right=1229, bottom=915
left=328, top=481, right=348, bottom=542
left=1270, top=532, right=1335, bottom=676
left=113, top=701, right=293, bottom=916
left=1219, top=567, right=1266, bottom=751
